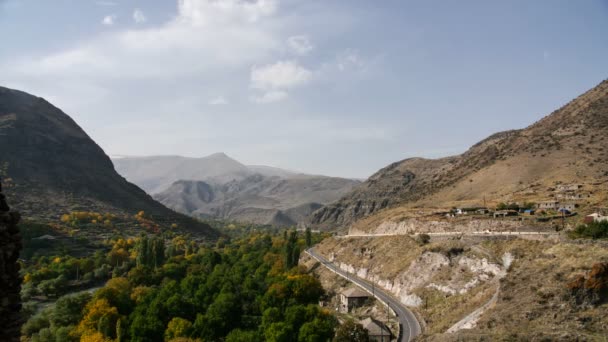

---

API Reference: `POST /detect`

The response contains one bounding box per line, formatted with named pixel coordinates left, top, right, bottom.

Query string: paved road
left=340, top=231, right=559, bottom=238
left=306, top=248, right=421, bottom=342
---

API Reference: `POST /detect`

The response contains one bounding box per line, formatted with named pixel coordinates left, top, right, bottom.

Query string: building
left=556, top=192, right=591, bottom=200
left=340, top=287, right=370, bottom=313
left=556, top=184, right=583, bottom=192
left=584, top=213, right=608, bottom=224
left=360, top=317, right=392, bottom=342
left=493, top=210, right=518, bottom=218
left=537, top=201, right=560, bottom=210
left=558, top=203, right=578, bottom=212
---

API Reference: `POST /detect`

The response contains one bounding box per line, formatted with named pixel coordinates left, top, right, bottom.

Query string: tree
left=136, top=235, right=150, bottom=267
left=165, top=317, right=193, bottom=341
left=298, top=316, right=337, bottom=342
left=305, top=227, right=312, bottom=248
left=264, top=322, right=293, bottom=342
left=333, top=320, right=369, bottom=342
left=75, top=299, right=120, bottom=340
left=226, top=329, right=261, bottom=342
left=49, top=292, right=92, bottom=327
left=284, top=231, right=300, bottom=269
left=151, top=237, right=165, bottom=269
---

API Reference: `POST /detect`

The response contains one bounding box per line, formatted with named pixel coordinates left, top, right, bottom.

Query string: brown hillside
left=312, top=79, right=608, bottom=229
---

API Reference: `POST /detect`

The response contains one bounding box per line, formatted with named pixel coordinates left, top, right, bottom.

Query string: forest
left=18, top=214, right=358, bottom=342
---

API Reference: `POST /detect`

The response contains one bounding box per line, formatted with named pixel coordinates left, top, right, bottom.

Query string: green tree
left=264, top=322, right=293, bottom=342
left=284, top=230, right=299, bottom=269
left=225, top=329, right=261, bottom=342
left=49, top=292, right=92, bottom=327
left=305, top=227, right=312, bottom=248
left=333, top=320, right=369, bottom=342
left=136, top=235, right=150, bottom=267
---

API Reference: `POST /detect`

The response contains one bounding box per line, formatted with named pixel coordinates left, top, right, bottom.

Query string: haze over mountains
left=312, top=79, right=608, bottom=229
left=113, top=154, right=360, bottom=226
left=0, top=86, right=219, bottom=238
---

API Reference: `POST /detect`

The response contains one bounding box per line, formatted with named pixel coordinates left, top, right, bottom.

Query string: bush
left=416, top=234, right=431, bottom=245
left=569, top=221, right=608, bottom=239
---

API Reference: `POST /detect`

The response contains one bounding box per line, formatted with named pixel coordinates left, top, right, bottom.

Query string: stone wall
left=0, top=178, right=22, bottom=341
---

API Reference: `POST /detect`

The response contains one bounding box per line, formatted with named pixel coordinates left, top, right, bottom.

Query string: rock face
left=0, top=179, right=22, bottom=342
left=0, top=86, right=219, bottom=238
left=312, top=79, right=608, bottom=229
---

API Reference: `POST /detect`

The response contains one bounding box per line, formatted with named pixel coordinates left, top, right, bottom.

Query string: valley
left=1, top=66, right=608, bottom=342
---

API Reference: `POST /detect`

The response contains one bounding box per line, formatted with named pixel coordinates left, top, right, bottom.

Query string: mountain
left=112, top=154, right=360, bottom=226
left=312, top=79, right=608, bottom=228
left=154, top=173, right=358, bottom=226
left=0, top=86, right=219, bottom=238
left=113, top=153, right=253, bottom=194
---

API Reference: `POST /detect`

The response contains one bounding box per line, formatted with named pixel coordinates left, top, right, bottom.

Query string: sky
left=1, top=0, right=607, bottom=179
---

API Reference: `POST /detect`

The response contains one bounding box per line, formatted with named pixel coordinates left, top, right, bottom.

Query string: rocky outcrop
left=0, top=178, right=22, bottom=342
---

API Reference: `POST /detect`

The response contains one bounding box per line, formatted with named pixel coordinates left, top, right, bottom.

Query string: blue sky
left=1, top=0, right=607, bottom=178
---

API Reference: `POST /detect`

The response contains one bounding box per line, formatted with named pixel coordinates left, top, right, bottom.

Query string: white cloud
left=102, top=14, right=116, bottom=26
left=250, top=60, right=312, bottom=90
left=251, top=90, right=288, bottom=103
left=178, top=0, right=277, bottom=25
left=337, top=49, right=365, bottom=71
left=208, top=96, right=228, bottom=105
left=96, top=1, right=116, bottom=6
left=249, top=60, right=312, bottom=103
left=287, top=35, right=313, bottom=55
left=6, top=0, right=280, bottom=79
left=133, top=9, right=146, bottom=24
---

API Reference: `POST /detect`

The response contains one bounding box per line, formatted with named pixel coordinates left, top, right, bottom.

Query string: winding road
left=306, top=248, right=421, bottom=342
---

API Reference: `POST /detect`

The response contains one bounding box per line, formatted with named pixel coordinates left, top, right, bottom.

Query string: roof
left=341, top=287, right=370, bottom=298
left=360, top=318, right=391, bottom=336
left=33, top=234, right=56, bottom=240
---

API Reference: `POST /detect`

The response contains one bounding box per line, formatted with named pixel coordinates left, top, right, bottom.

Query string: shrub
left=568, top=221, right=608, bottom=239
left=416, top=234, right=431, bottom=245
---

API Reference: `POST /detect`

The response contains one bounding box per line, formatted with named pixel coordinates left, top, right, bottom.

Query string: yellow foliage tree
left=80, top=331, right=110, bottom=342
left=74, top=299, right=119, bottom=340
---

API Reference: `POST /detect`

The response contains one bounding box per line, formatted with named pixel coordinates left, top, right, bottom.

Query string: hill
left=154, top=174, right=356, bottom=226
left=114, top=154, right=360, bottom=226
left=0, top=86, right=220, bottom=238
left=312, top=79, right=608, bottom=229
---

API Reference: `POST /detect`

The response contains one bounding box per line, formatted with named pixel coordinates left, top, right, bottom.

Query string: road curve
left=306, top=248, right=421, bottom=342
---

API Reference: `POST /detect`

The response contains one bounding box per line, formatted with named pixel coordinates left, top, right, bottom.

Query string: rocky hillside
left=0, top=86, right=219, bottom=238
left=312, top=79, right=608, bottom=229
left=306, top=235, right=608, bottom=340
left=154, top=174, right=356, bottom=226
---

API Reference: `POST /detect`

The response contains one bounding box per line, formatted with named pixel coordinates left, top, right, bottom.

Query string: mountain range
left=312, top=79, right=608, bottom=229
left=113, top=154, right=360, bottom=226
left=0, top=86, right=219, bottom=238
